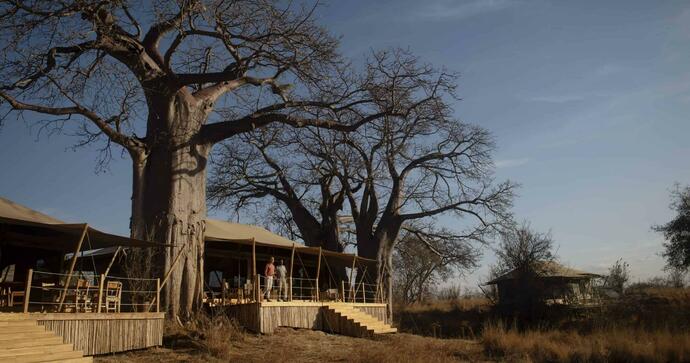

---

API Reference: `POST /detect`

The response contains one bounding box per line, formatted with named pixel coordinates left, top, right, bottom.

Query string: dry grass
left=482, top=321, right=690, bottom=363
left=401, top=297, right=491, bottom=313
left=395, top=297, right=492, bottom=339
left=97, top=328, right=483, bottom=363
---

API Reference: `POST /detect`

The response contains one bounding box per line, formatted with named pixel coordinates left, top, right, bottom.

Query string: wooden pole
left=97, top=274, right=105, bottom=313
left=251, top=238, right=256, bottom=301
left=159, top=247, right=187, bottom=292
left=315, top=247, right=322, bottom=302
left=349, top=256, right=356, bottom=303
left=341, top=280, right=345, bottom=302
left=289, top=244, right=295, bottom=301
left=23, top=268, right=33, bottom=313
left=254, top=274, right=260, bottom=301
left=58, top=224, right=88, bottom=311
left=362, top=281, right=366, bottom=303
left=103, top=246, right=122, bottom=278
left=156, top=278, right=161, bottom=313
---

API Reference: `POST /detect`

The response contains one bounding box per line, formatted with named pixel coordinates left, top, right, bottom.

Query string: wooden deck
left=0, top=312, right=164, bottom=356
left=223, top=301, right=391, bottom=336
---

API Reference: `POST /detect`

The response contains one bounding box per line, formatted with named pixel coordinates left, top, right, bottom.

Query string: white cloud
left=495, top=157, right=529, bottom=168
left=415, top=0, right=519, bottom=21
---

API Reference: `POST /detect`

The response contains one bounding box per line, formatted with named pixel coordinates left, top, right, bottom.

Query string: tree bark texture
left=130, top=90, right=211, bottom=317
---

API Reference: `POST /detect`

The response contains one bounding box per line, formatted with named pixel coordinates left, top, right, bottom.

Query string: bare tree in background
left=0, top=0, right=406, bottom=318
left=491, top=223, right=556, bottom=313
left=393, top=229, right=480, bottom=304
left=494, top=222, right=556, bottom=276
left=605, top=258, right=630, bottom=295
left=209, top=49, right=516, bottom=316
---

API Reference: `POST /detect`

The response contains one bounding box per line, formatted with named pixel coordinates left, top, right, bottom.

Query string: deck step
left=0, top=316, right=90, bottom=362
left=0, top=344, right=75, bottom=358
left=43, top=358, right=93, bottom=363
left=325, top=305, right=397, bottom=337
left=0, top=320, right=40, bottom=327
left=0, top=325, right=46, bottom=334
left=0, top=337, right=64, bottom=349
left=3, top=350, right=86, bottom=362
left=0, top=332, right=58, bottom=341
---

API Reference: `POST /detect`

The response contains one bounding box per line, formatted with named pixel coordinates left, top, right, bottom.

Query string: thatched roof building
left=486, top=261, right=601, bottom=307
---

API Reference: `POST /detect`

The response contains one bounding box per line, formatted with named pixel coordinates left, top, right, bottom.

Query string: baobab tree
left=209, top=50, right=516, bottom=315
left=0, top=0, right=404, bottom=318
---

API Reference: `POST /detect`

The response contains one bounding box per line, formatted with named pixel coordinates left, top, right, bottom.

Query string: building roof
left=0, top=196, right=164, bottom=250
left=486, top=261, right=601, bottom=285
left=205, top=219, right=299, bottom=248
left=205, top=218, right=375, bottom=263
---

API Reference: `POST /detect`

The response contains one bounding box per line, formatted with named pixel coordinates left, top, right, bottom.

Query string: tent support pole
left=315, top=247, right=322, bottom=302
left=251, top=238, right=257, bottom=301
left=159, top=246, right=187, bottom=292
left=349, top=256, right=356, bottom=303
left=289, top=244, right=295, bottom=301
left=58, top=224, right=88, bottom=312
left=103, top=246, right=122, bottom=278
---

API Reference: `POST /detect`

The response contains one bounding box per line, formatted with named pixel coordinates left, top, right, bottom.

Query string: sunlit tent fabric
left=205, top=219, right=374, bottom=263
left=0, top=196, right=163, bottom=250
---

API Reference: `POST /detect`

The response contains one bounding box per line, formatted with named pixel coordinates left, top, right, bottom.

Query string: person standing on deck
left=264, top=257, right=276, bottom=301
left=276, top=259, right=288, bottom=301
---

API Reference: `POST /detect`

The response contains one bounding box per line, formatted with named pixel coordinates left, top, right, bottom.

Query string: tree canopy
left=653, top=184, right=690, bottom=272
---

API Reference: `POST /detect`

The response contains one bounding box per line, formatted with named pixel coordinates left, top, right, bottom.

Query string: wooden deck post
left=289, top=244, right=295, bottom=301
left=251, top=238, right=256, bottom=301
left=97, top=274, right=105, bottom=313
left=349, top=256, right=356, bottom=303
left=58, top=224, right=88, bottom=312
left=340, top=280, right=345, bottom=302
left=254, top=274, right=260, bottom=302
left=315, top=247, right=322, bottom=302
left=156, top=278, right=160, bottom=313
left=23, top=268, right=33, bottom=313
left=362, top=282, right=366, bottom=303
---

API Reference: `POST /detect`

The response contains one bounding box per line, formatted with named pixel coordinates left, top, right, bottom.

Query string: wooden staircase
left=324, top=305, right=397, bottom=337
left=0, top=315, right=92, bottom=363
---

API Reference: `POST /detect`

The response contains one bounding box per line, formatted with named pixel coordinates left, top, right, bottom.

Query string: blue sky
left=2, top=0, right=690, bottom=287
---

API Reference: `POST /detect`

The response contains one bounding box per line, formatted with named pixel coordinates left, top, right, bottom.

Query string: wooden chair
left=75, top=279, right=93, bottom=312
left=105, top=281, right=122, bottom=313
left=8, top=288, right=25, bottom=307
left=0, top=287, right=7, bottom=307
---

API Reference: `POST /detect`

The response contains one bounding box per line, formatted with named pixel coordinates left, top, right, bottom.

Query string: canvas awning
left=205, top=219, right=375, bottom=263
left=0, top=197, right=165, bottom=251
left=486, top=261, right=602, bottom=285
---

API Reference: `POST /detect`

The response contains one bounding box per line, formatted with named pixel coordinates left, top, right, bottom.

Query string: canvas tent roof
left=205, top=219, right=374, bottom=263
left=206, top=219, right=298, bottom=248
left=486, top=261, right=601, bottom=285
left=0, top=196, right=164, bottom=250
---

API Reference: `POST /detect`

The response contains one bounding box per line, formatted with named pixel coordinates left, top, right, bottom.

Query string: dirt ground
left=95, top=328, right=487, bottom=363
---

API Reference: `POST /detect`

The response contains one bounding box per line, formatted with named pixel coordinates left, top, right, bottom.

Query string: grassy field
left=96, top=287, right=690, bottom=363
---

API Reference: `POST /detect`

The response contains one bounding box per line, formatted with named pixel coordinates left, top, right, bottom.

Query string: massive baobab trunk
left=130, top=91, right=211, bottom=316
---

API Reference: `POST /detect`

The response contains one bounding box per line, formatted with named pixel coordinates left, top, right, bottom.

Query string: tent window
left=209, top=271, right=223, bottom=288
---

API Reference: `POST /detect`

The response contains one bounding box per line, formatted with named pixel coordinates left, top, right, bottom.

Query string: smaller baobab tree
left=209, top=49, right=516, bottom=316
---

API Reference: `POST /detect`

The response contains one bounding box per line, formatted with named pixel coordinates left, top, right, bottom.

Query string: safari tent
left=486, top=261, right=602, bottom=307
left=0, top=197, right=165, bottom=357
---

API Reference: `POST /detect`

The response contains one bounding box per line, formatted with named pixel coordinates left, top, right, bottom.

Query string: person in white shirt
left=276, top=259, right=288, bottom=301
